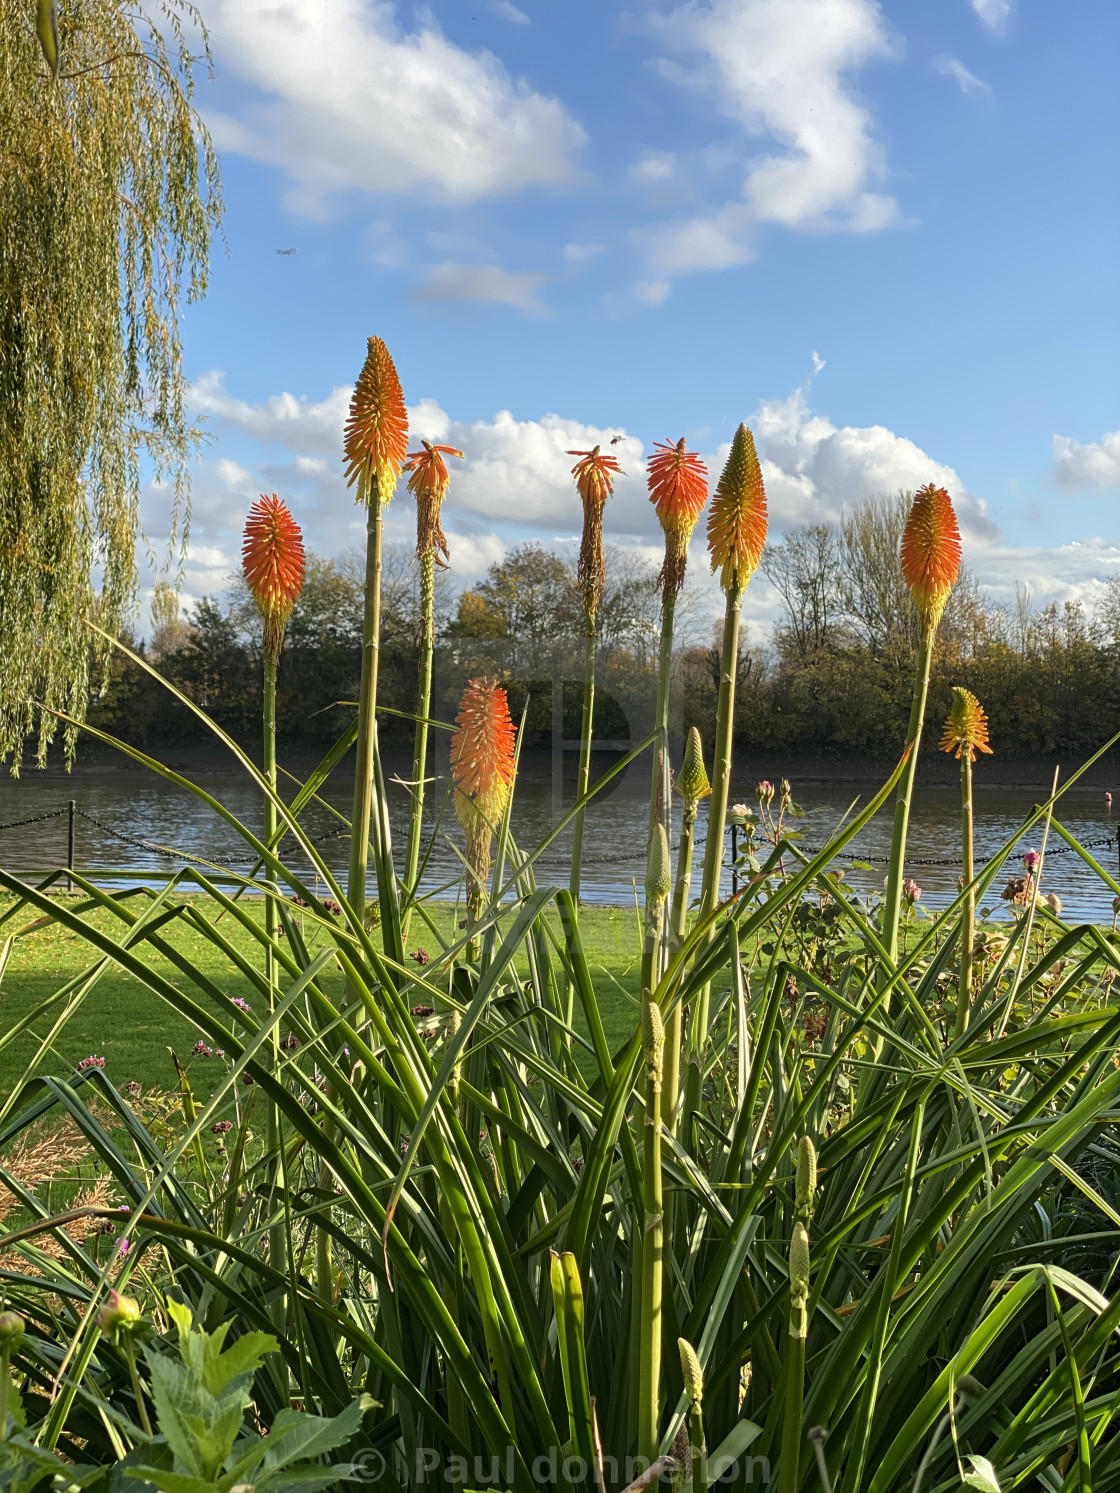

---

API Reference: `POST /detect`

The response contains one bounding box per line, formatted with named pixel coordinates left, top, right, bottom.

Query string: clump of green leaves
left=129, top=1300, right=369, bottom=1493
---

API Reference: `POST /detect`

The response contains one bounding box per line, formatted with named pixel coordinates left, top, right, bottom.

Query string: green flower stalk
left=342, top=336, right=409, bottom=928
left=940, top=687, right=992, bottom=1035
left=0, top=1310, right=24, bottom=1440
left=882, top=486, right=962, bottom=988
left=664, top=727, right=710, bottom=1134
left=566, top=444, right=622, bottom=903
left=401, top=439, right=462, bottom=942
left=779, top=1137, right=817, bottom=1493
left=683, top=425, right=768, bottom=1136
left=241, top=494, right=305, bottom=1284
left=638, top=991, right=667, bottom=1467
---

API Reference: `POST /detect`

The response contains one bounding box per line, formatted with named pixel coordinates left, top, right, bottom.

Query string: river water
left=0, top=754, right=1117, bottom=923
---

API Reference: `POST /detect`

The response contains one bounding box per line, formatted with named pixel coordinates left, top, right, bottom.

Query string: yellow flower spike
left=940, top=686, right=993, bottom=763
left=707, top=424, right=768, bottom=592
left=676, top=726, right=712, bottom=805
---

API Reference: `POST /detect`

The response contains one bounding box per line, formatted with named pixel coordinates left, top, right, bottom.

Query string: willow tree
left=0, top=1, right=221, bottom=766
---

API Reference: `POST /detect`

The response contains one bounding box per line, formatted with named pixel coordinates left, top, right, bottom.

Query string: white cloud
left=562, top=241, right=606, bottom=263
left=641, top=0, right=900, bottom=283
left=202, top=0, right=585, bottom=213
left=933, top=54, right=992, bottom=99
left=735, top=380, right=998, bottom=547
left=410, top=264, right=549, bottom=314
left=486, top=0, right=531, bottom=22
left=1053, top=431, right=1120, bottom=491
left=630, top=154, right=676, bottom=185
left=179, top=368, right=1120, bottom=629
left=969, top=0, right=1012, bottom=36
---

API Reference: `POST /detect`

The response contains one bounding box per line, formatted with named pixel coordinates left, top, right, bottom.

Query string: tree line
left=91, top=493, right=1120, bottom=764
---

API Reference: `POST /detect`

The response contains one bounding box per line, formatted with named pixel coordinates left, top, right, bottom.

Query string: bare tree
left=761, top=523, right=846, bottom=659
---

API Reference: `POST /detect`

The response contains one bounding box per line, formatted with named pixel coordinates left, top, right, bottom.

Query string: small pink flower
left=756, top=780, right=774, bottom=805
left=77, top=1055, right=106, bottom=1070
left=192, top=1041, right=213, bottom=1058
left=902, top=878, right=922, bottom=905
left=231, top=998, right=252, bottom=1012
left=1022, top=848, right=1041, bottom=872
left=117, top=1237, right=130, bottom=1257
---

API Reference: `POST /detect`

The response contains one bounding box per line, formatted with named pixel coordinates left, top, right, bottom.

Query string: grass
left=0, top=892, right=645, bottom=1097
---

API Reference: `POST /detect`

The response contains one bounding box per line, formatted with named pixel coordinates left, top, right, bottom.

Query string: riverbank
left=0, top=897, right=644, bottom=1099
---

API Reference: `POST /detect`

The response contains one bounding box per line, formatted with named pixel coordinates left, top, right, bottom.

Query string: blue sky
left=162, top=0, right=1120, bottom=639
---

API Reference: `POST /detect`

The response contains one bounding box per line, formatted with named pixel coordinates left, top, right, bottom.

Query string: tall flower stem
left=665, top=728, right=709, bottom=1135
left=638, top=992, right=666, bottom=1467
left=881, top=627, right=934, bottom=973
left=645, top=592, right=675, bottom=901
left=347, top=489, right=384, bottom=926
left=402, top=546, right=435, bottom=941
left=570, top=605, right=597, bottom=904
left=682, top=582, right=742, bottom=1132
left=940, top=687, right=991, bottom=1036
left=565, top=444, right=622, bottom=905
left=241, top=493, right=304, bottom=1293
left=262, top=656, right=285, bottom=1280
left=401, top=439, right=460, bottom=944
left=956, top=745, right=975, bottom=1037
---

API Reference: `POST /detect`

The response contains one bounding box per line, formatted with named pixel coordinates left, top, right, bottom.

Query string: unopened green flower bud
left=676, top=728, right=711, bottom=805
left=642, top=999, right=665, bottom=1075
left=0, top=1311, right=24, bottom=1344
left=795, top=1135, right=817, bottom=1221
left=678, top=1337, right=704, bottom=1404
left=789, top=1221, right=810, bottom=1297
left=96, top=1290, right=141, bottom=1336
left=645, top=823, right=671, bottom=905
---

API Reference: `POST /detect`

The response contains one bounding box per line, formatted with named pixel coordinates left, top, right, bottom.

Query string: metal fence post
left=67, top=799, right=75, bottom=891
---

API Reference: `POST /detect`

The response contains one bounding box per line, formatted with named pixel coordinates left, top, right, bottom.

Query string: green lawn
left=0, top=892, right=645, bottom=1099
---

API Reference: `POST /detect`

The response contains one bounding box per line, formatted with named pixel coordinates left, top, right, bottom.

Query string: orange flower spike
left=567, top=444, right=624, bottom=614
left=940, top=687, right=993, bottom=763
left=405, top=439, right=464, bottom=566
left=900, top=484, right=962, bottom=633
left=343, top=336, right=409, bottom=505
left=450, top=679, right=517, bottom=905
left=706, top=424, right=768, bottom=592
left=241, top=494, right=306, bottom=666
left=648, top=437, right=708, bottom=599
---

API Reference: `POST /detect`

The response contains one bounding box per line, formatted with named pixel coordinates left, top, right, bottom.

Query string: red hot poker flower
left=450, top=679, right=517, bottom=917
left=343, top=336, right=409, bottom=506
left=647, top=437, right=708, bottom=599
left=404, top=440, right=464, bottom=566
left=900, top=484, right=962, bottom=633
left=707, top=424, right=768, bottom=592
left=241, top=494, right=306, bottom=665
left=567, top=445, right=623, bottom=614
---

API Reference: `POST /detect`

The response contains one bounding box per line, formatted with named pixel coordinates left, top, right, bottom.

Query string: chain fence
left=0, top=802, right=1116, bottom=881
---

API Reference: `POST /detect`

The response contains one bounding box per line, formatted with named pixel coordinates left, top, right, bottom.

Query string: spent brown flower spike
left=405, top=439, right=463, bottom=566
left=567, top=445, right=623, bottom=614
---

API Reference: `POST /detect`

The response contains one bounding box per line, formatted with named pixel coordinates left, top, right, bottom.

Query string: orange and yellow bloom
left=940, top=686, right=993, bottom=762
left=241, top=494, right=305, bottom=665
left=450, top=679, right=517, bottom=910
left=343, top=336, right=409, bottom=505
left=648, top=437, right=708, bottom=598
left=707, top=424, right=768, bottom=592
left=900, top=484, right=962, bottom=633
